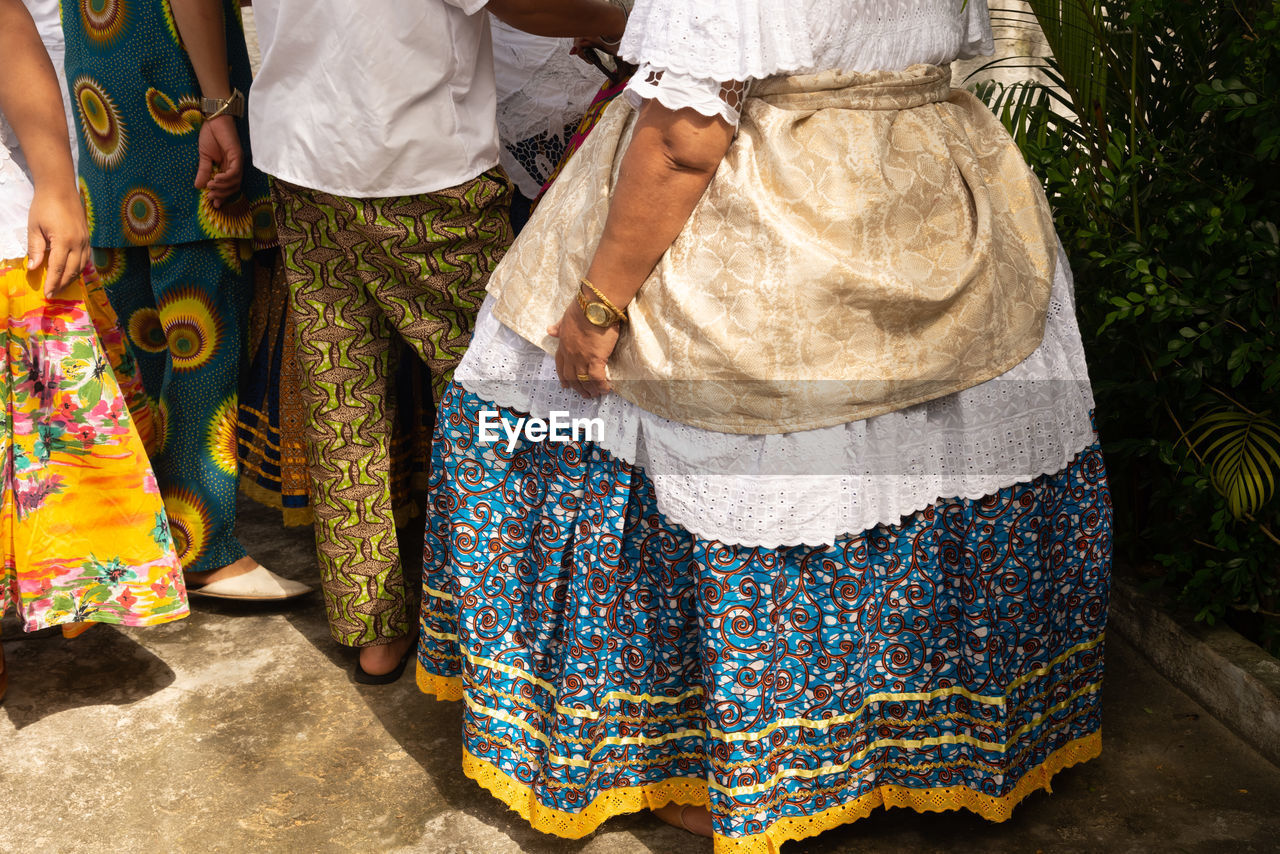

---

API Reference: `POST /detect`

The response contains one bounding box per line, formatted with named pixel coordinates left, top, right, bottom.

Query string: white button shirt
left=248, top=0, right=500, bottom=198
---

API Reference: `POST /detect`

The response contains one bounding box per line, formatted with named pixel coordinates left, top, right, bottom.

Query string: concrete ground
left=2, top=498, right=1279, bottom=854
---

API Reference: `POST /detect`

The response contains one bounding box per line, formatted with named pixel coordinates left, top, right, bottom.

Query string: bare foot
left=653, top=803, right=714, bottom=837
left=185, top=555, right=259, bottom=587
left=358, top=635, right=415, bottom=677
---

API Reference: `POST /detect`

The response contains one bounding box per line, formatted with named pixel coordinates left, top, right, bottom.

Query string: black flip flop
left=353, top=642, right=416, bottom=685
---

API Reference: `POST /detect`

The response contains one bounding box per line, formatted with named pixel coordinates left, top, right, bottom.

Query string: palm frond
left=1189, top=408, right=1280, bottom=519
left=1023, top=0, right=1112, bottom=146
left=972, top=79, right=1077, bottom=147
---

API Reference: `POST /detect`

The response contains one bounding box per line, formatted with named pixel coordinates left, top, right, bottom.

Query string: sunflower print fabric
left=0, top=258, right=187, bottom=631
left=61, top=0, right=273, bottom=249
left=94, top=241, right=249, bottom=574
left=418, top=384, right=1113, bottom=853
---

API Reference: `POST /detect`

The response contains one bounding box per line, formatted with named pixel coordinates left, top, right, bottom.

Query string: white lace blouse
left=620, top=0, right=993, bottom=123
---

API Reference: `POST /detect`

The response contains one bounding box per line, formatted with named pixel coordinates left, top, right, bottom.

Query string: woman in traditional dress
left=418, top=0, right=1112, bottom=848
left=0, top=0, right=189, bottom=702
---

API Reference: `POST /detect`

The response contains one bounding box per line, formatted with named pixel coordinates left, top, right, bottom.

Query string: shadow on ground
left=1, top=617, right=176, bottom=730
left=254, top=500, right=683, bottom=854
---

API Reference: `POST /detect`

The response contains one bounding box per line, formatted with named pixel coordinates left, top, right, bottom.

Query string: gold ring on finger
left=576, top=373, right=591, bottom=382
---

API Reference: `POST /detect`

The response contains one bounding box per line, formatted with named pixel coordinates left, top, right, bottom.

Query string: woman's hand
left=549, top=301, right=621, bottom=398
left=571, top=37, right=634, bottom=85
left=195, top=114, right=243, bottom=207
left=27, top=184, right=90, bottom=298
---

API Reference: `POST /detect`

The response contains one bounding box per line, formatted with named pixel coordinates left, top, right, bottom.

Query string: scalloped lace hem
left=651, top=440, right=1096, bottom=547
left=624, top=65, right=745, bottom=125
left=717, top=731, right=1102, bottom=853
left=463, top=750, right=709, bottom=841
left=416, top=664, right=465, bottom=701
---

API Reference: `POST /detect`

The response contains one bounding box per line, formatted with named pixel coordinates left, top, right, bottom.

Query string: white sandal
left=187, top=565, right=313, bottom=600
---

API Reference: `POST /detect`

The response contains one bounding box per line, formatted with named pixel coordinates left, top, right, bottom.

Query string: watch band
left=200, top=88, right=245, bottom=120
left=580, top=277, right=628, bottom=322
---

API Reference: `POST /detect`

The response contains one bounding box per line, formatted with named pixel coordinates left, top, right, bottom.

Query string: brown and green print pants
left=271, top=172, right=513, bottom=648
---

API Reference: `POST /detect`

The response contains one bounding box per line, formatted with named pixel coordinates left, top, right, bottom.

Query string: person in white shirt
left=242, top=0, right=626, bottom=684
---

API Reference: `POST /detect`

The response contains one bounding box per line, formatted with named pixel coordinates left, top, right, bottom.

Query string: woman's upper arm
left=636, top=97, right=736, bottom=175
left=624, top=66, right=745, bottom=173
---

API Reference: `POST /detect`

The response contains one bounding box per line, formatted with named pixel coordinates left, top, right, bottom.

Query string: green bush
left=974, top=0, right=1280, bottom=651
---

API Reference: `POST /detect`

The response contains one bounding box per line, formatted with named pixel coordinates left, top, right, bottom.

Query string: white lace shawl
left=620, top=0, right=994, bottom=122
left=491, top=18, right=607, bottom=198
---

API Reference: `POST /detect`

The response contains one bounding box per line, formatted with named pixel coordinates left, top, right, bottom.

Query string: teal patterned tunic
left=61, top=0, right=272, bottom=249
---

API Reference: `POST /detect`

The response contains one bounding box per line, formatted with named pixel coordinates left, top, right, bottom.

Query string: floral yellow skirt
left=0, top=258, right=187, bottom=631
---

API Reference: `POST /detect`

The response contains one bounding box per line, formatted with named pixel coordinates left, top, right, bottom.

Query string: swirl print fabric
left=418, top=383, right=1112, bottom=851
left=0, top=258, right=187, bottom=631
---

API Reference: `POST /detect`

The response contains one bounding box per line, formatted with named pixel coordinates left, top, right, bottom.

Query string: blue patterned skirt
left=417, top=383, right=1112, bottom=852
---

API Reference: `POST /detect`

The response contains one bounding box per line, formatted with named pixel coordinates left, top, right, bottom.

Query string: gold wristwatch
left=577, top=278, right=628, bottom=328
left=200, top=88, right=245, bottom=120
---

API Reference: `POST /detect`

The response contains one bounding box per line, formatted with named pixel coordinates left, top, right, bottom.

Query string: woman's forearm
left=584, top=101, right=735, bottom=309
left=486, top=0, right=625, bottom=40
left=0, top=0, right=77, bottom=194
left=169, top=0, right=231, bottom=98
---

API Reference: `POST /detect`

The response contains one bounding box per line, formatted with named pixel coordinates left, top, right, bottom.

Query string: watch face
left=585, top=303, right=613, bottom=326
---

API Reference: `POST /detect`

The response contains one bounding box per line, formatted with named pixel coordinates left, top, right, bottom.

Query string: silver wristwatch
left=200, top=88, right=245, bottom=120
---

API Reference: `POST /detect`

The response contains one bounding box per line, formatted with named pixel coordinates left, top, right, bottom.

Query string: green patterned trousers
left=271, top=171, right=513, bottom=648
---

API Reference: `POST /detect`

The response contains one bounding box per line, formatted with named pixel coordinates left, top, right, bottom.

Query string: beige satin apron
left=488, top=64, right=1057, bottom=434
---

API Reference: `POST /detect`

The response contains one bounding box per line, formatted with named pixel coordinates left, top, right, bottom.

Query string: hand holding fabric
left=543, top=100, right=732, bottom=400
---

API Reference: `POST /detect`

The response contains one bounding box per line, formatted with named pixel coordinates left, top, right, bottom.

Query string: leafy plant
left=971, top=0, right=1280, bottom=650
left=1188, top=408, right=1280, bottom=519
